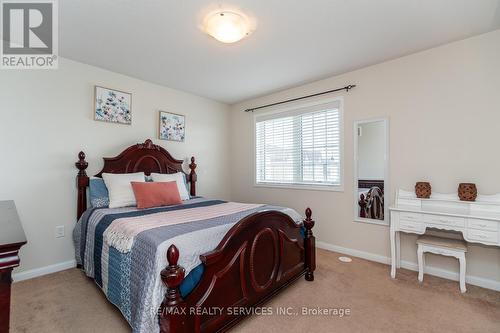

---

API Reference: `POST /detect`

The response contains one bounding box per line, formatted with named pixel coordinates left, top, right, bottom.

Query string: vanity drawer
left=467, top=218, right=499, bottom=232
left=422, top=214, right=465, bottom=228
left=399, top=219, right=423, bottom=233
left=399, top=212, right=422, bottom=221
left=467, top=229, right=498, bottom=244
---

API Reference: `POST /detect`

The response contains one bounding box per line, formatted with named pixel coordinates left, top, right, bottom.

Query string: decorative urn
left=415, top=182, right=432, bottom=199
left=458, top=183, right=477, bottom=202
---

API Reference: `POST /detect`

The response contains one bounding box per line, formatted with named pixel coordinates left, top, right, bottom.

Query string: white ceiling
left=59, top=0, right=500, bottom=104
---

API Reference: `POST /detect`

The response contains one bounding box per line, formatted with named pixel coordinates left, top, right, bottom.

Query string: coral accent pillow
left=131, top=181, right=182, bottom=209
left=150, top=172, right=190, bottom=200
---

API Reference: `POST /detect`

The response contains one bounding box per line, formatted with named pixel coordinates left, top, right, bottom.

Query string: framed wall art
left=159, top=111, right=185, bottom=142
left=94, top=86, right=132, bottom=124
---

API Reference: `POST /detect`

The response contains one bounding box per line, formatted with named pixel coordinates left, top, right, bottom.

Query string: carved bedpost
left=189, top=156, right=197, bottom=197
left=359, top=193, right=367, bottom=218
left=159, top=245, right=187, bottom=333
left=76, top=151, right=89, bottom=220
left=304, top=208, right=316, bottom=281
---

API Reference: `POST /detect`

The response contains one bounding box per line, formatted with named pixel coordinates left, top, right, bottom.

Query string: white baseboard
left=12, top=260, right=76, bottom=282
left=316, top=241, right=500, bottom=292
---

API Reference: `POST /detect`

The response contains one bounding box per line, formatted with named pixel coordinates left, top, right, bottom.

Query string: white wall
left=229, top=30, right=500, bottom=284
left=358, top=121, right=385, bottom=180
left=0, top=58, right=230, bottom=274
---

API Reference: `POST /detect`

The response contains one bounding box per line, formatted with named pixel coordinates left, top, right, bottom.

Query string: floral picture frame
left=159, top=111, right=185, bottom=142
left=94, top=86, right=132, bottom=125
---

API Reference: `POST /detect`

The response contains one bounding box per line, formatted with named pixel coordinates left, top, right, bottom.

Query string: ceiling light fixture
left=203, top=11, right=252, bottom=43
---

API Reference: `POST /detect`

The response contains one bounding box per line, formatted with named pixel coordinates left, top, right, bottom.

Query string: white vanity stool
left=416, top=235, right=468, bottom=293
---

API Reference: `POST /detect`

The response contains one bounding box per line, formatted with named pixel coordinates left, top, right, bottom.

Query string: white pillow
left=150, top=172, right=190, bottom=200
left=102, top=172, right=146, bottom=208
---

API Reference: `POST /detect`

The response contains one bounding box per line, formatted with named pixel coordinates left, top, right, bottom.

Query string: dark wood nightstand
left=0, top=201, right=27, bottom=333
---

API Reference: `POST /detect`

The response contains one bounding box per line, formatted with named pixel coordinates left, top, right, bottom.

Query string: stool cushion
left=417, top=235, right=467, bottom=251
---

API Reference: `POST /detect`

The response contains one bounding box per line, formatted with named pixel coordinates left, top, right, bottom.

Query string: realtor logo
left=1, top=0, right=58, bottom=69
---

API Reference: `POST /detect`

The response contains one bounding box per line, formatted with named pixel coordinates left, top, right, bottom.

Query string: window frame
left=253, top=96, right=344, bottom=192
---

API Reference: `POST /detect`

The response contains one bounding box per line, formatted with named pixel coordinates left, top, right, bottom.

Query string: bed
left=74, top=139, right=316, bottom=333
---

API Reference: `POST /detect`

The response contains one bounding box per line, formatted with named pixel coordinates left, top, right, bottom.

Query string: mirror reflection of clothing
left=359, top=186, right=384, bottom=220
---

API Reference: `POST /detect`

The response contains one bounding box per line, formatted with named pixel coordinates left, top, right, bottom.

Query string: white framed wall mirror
left=354, top=118, right=389, bottom=225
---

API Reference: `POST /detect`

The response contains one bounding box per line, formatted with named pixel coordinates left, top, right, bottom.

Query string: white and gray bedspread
left=73, top=197, right=302, bottom=333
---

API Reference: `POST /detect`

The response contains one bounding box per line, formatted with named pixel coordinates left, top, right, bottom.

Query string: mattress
left=73, top=197, right=302, bottom=333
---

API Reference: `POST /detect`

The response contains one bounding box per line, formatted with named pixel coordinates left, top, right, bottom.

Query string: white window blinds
left=255, top=100, right=342, bottom=188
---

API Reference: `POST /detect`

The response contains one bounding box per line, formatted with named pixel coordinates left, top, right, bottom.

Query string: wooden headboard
left=75, top=139, right=197, bottom=219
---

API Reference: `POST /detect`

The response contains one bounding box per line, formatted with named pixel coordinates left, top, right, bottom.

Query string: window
left=255, top=99, right=343, bottom=190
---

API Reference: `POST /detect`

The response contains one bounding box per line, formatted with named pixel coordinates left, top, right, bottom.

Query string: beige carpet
left=11, top=249, right=500, bottom=333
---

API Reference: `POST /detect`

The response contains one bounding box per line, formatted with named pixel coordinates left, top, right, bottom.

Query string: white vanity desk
left=389, top=190, right=500, bottom=278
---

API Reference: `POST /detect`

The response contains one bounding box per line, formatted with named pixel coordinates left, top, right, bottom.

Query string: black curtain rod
left=244, top=84, right=356, bottom=112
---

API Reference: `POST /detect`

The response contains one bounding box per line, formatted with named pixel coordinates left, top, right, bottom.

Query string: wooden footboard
left=159, top=208, right=316, bottom=333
